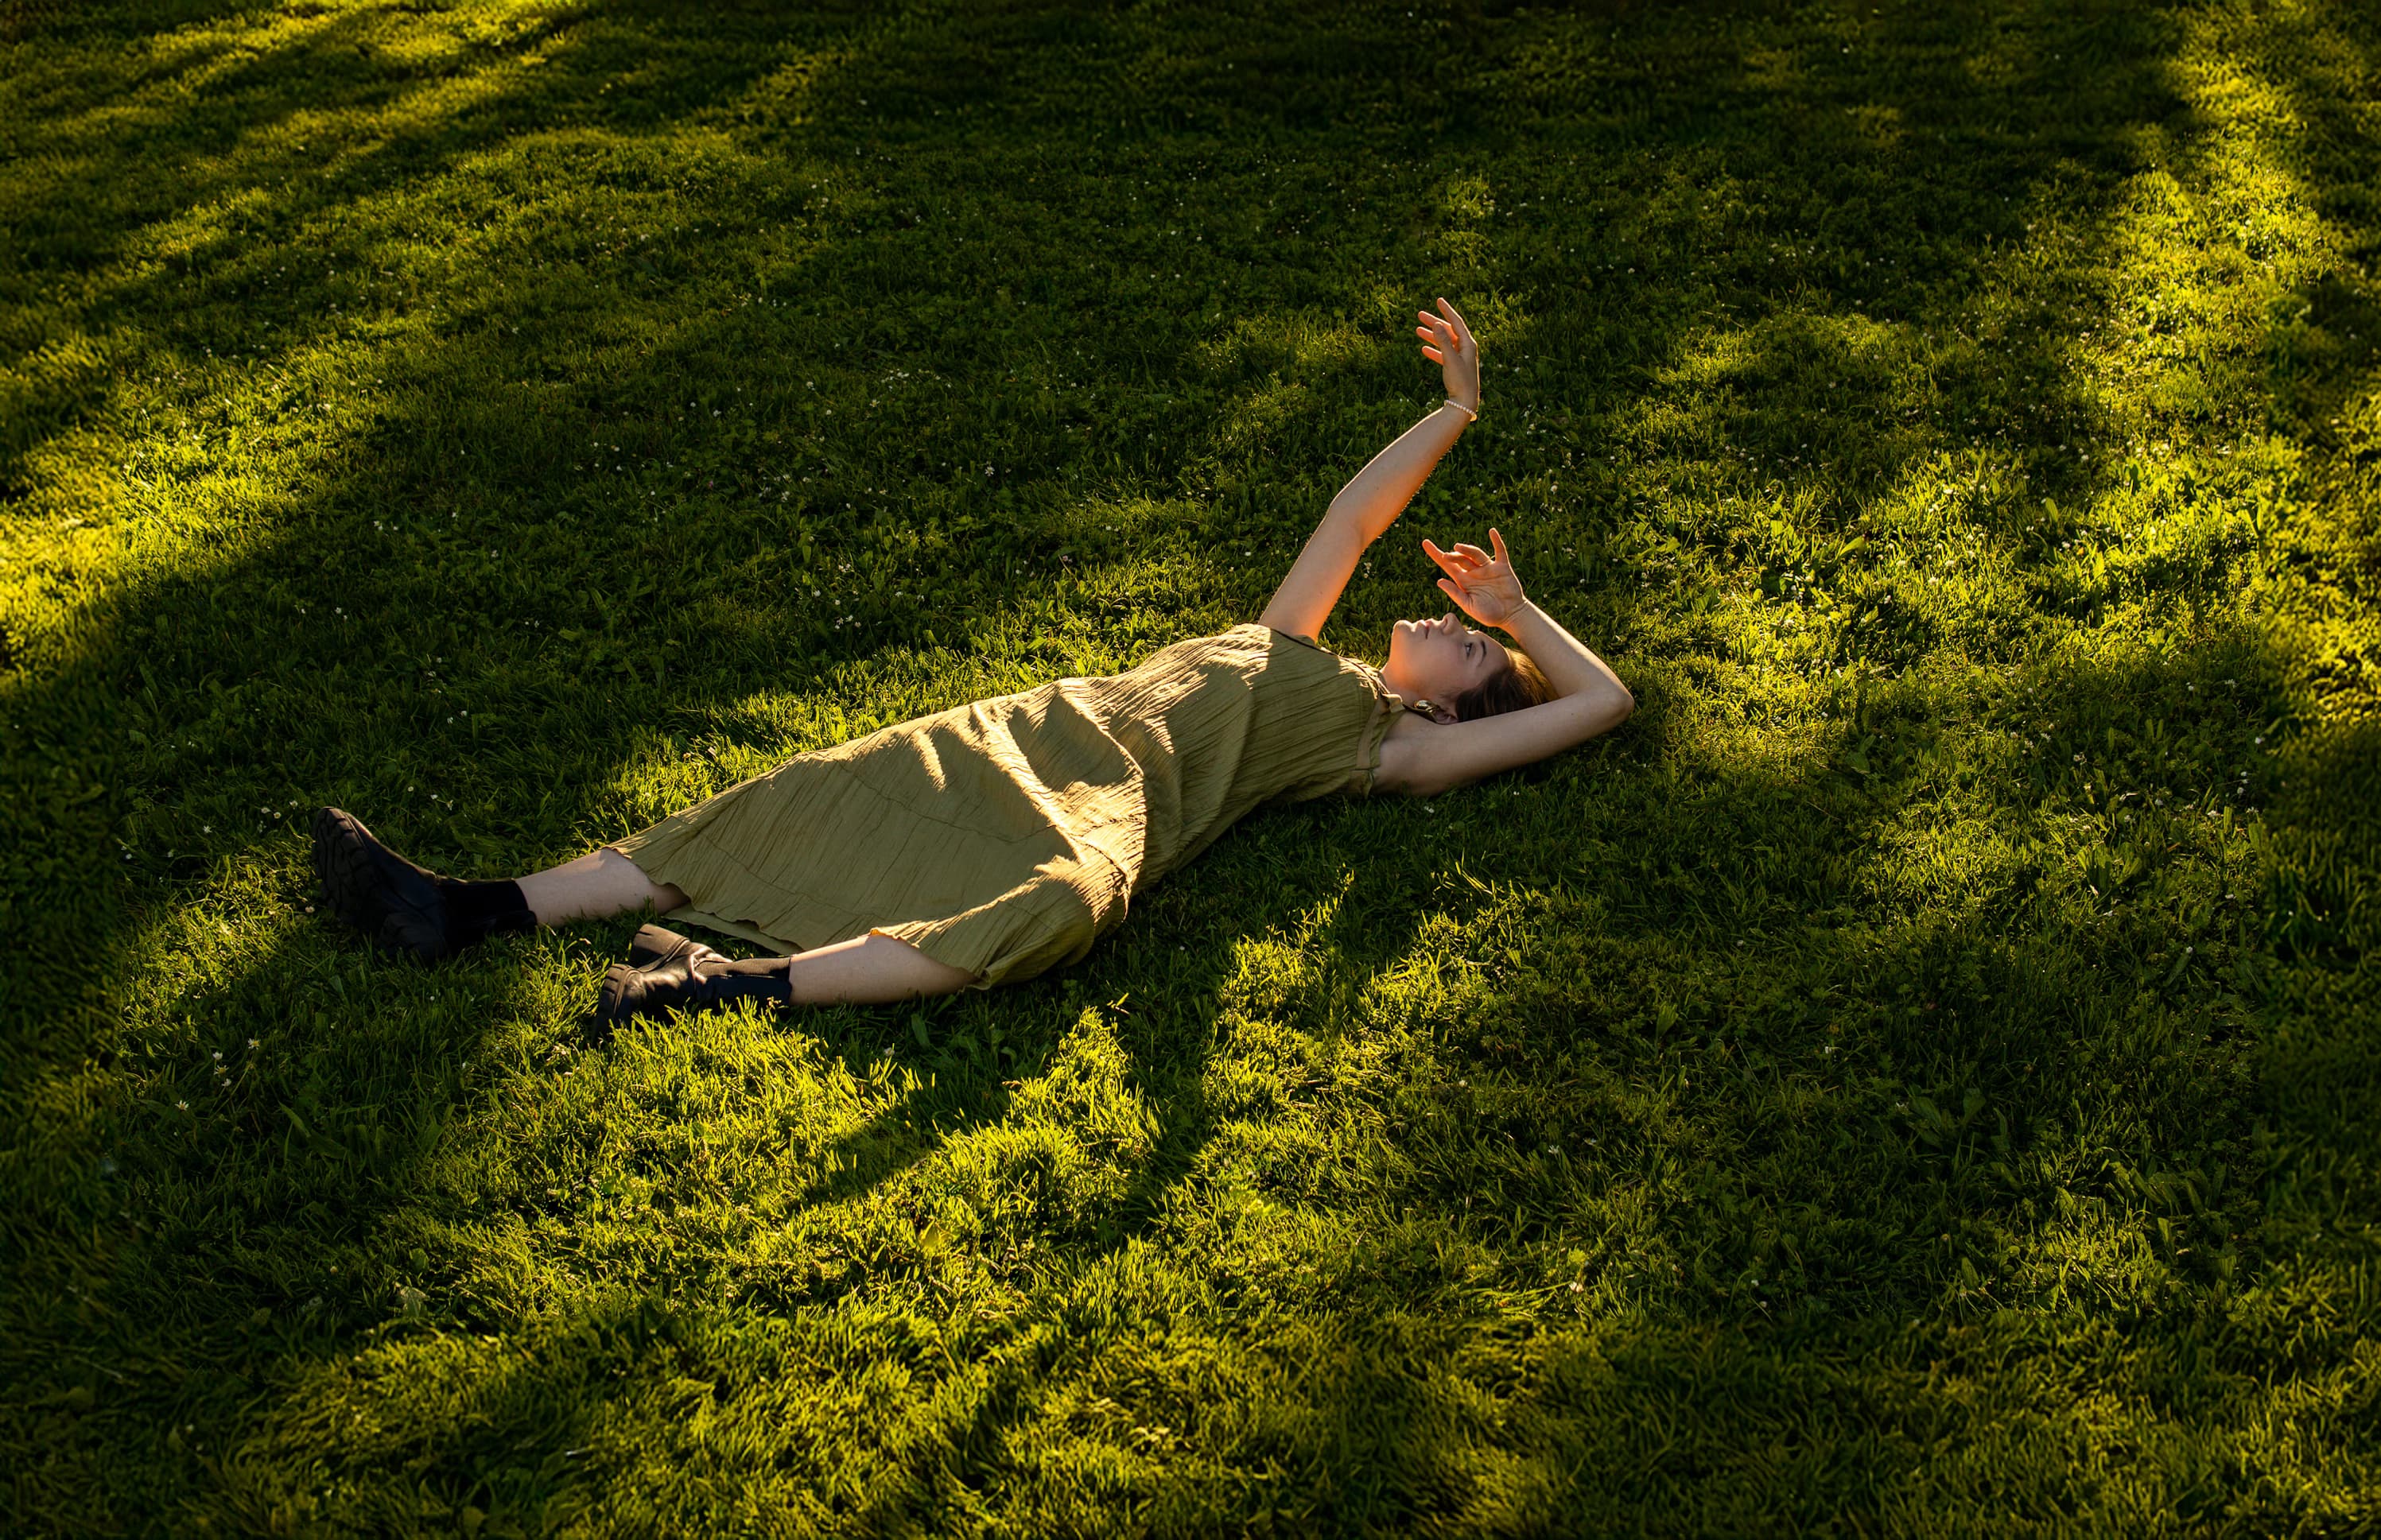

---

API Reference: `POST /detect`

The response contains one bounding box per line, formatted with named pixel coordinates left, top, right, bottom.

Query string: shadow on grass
left=6, top=0, right=2377, bottom=1530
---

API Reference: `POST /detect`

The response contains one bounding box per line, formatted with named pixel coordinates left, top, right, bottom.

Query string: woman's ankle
left=437, top=878, right=537, bottom=949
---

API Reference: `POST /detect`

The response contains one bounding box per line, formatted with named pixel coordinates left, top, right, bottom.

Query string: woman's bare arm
left=1373, top=679, right=1633, bottom=797
left=1500, top=599, right=1627, bottom=704
left=1257, top=405, right=1470, bottom=639
left=1258, top=298, right=1480, bottom=641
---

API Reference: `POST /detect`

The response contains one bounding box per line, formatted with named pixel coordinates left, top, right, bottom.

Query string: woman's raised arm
left=1258, top=298, right=1481, bottom=642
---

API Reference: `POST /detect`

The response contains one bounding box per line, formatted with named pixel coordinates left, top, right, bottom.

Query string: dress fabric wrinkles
left=605, top=623, right=1407, bottom=987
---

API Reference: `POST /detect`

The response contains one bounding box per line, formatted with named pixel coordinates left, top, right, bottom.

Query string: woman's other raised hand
left=1416, top=297, right=1480, bottom=413
left=1422, top=528, right=1526, bottom=627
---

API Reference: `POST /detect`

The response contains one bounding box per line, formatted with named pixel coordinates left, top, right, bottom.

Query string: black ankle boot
left=312, top=807, right=534, bottom=964
left=590, top=925, right=791, bottom=1032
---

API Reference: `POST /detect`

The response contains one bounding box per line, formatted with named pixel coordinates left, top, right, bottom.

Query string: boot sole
left=592, top=963, right=639, bottom=1026
left=311, top=806, right=450, bottom=964
left=312, top=807, right=379, bottom=933
left=585, top=962, right=674, bottom=1037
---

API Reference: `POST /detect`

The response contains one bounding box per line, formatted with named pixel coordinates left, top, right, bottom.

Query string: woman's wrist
left=1494, top=597, right=1543, bottom=635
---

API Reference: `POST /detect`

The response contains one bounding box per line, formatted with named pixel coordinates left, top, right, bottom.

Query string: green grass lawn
left=5, top=0, right=2379, bottom=1531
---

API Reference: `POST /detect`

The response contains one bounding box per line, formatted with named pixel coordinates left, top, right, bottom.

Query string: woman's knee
left=595, top=848, right=686, bottom=910
left=519, top=846, right=685, bottom=925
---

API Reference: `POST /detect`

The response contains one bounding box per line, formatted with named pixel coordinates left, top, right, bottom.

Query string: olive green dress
left=606, top=624, right=1408, bottom=987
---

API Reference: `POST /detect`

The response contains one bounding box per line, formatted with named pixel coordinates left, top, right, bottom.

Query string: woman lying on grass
left=312, top=298, right=1635, bottom=1027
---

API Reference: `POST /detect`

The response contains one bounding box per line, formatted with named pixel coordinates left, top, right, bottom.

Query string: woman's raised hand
left=1422, top=528, right=1526, bottom=627
left=1416, top=297, right=1480, bottom=413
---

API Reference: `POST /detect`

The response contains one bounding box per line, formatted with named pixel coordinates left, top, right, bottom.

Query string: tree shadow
left=10, top=0, right=2377, bottom=1530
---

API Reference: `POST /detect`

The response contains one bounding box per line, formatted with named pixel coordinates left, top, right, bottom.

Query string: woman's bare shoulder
left=1371, top=709, right=1443, bottom=797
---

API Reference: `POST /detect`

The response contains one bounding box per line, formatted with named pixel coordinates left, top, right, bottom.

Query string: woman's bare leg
left=518, top=848, right=686, bottom=927
left=783, top=932, right=976, bottom=1004
left=592, top=924, right=976, bottom=1028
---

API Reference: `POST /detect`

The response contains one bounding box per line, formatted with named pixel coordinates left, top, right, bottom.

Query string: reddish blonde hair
left=1452, top=646, right=1555, bottom=720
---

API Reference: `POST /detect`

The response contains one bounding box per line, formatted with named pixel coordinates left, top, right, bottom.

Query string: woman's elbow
left=1565, top=680, right=1633, bottom=725
left=1575, top=686, right=1633, bottom=746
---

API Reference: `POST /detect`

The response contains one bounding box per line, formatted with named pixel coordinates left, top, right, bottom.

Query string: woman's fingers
left=1417, top=309, right=1463, bottom=353
left=1432, top=536, right=1510, bottom=572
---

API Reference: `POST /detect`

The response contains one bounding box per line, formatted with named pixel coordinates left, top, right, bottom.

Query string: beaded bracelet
left=1443, top=398, right=1479, bottom=422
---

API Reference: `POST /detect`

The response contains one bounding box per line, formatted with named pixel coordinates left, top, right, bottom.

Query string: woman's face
left=1384, top=612, right=1501, bottom=712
